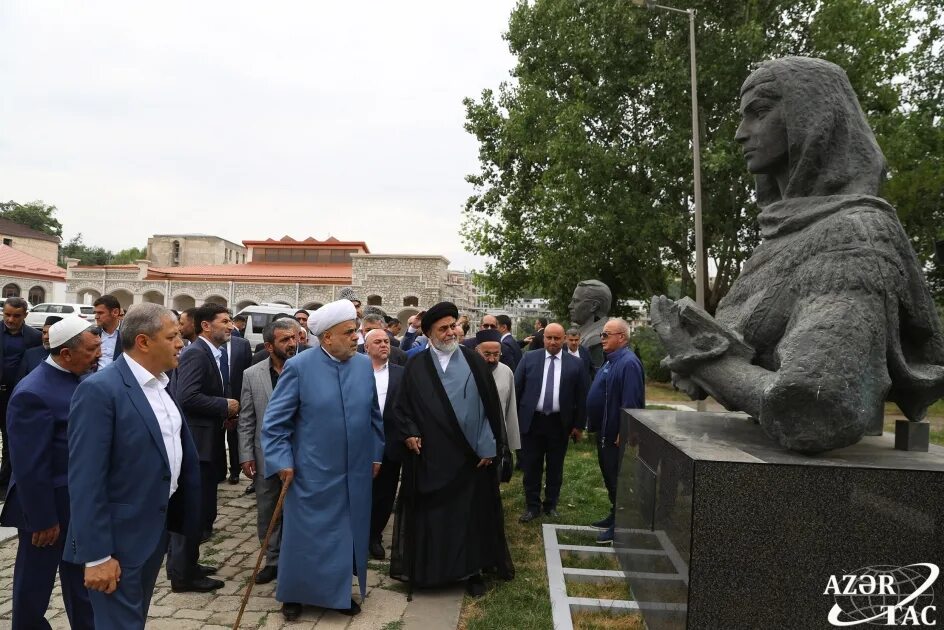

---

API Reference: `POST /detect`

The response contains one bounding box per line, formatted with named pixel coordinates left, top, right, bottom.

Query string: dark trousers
left=254, top=473, right=283, bottom=566
left=11, top=491, right=93, bottom=630
left=166, top=461, right=216, bottom=581
left=225, top=427, right=239, bottom=479
left=0, top=391, right=11, bottom=490
left=90, top=529, right=167, bottom=630
left=521, top=412, right=570, bottom=512
left=370, top=455, right=401, bottom=542
left=597, top=439, right=622, bottom=518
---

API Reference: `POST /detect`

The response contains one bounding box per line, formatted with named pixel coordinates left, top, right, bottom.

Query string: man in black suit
left=359, top=314, right=408, bottom=366
left=364, top=328, right=405, bottom=560
left=496, top=314, right=522, bottom=371
left=565, top=327, right=594, bottom=379
left=520, top=318, right=547, bottom=352
left=0, top=297, right=43, bottom=498
left=224, top=326, right=252, bottom=484
left=16, top=315, right=62, bottom=380
left=166, top=303, right=236, bottom=592
left=514, top=323, right=589, bottom=522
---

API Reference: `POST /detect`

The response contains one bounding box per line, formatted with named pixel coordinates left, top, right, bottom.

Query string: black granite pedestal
left=615, top=409, right=944, bottom=630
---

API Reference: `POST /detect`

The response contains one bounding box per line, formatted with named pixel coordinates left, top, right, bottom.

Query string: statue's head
left=569, top=280, right=611, bottom=325
left=735, top=56, right=886, bottom=207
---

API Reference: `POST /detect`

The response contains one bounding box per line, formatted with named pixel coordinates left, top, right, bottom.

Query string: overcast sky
left=0, top=2, right=518, bottom=270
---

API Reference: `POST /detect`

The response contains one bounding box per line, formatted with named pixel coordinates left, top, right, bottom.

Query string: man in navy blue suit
left=0, top=317, right=101, bottom=629
left=224, top=330, right=252, bottom=484
left=565, top=327, right=594, bottom=379
left=514, top=323, right=589, bottom=522
left=496, top=315, right=522, bottom=371
left=364, top=328, right=405, bottom=560
left=16, top=315, right=62, bottom=380
left=65, top=303, right=201, bottom=629
left=0, top=297, right=43, bottom=499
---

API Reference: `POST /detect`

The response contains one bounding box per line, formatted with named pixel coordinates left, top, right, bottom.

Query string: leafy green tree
left=59, top=233, right=110, bottom=266
left=109, top=246, right=147, bottom=264
left=631, top=326, right=671, bottom=383
left=0, top=200, right=63, bottom=238
left=463, top=0, right=943, bottom=316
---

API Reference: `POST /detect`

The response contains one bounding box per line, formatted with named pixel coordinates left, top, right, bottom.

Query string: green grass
left=380, top=621, right=404, bottom=630
left=459, top=439, right=643, bottom=630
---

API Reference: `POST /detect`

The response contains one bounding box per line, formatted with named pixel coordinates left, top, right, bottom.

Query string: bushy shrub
left=631, top=326, right=670, bottom=383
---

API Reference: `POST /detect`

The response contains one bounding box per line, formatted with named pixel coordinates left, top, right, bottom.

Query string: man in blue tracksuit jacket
left=585, top=318, right=644, bottom=544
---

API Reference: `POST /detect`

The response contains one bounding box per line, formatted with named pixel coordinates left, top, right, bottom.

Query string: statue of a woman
left=651, top=56, right=944, bottom=454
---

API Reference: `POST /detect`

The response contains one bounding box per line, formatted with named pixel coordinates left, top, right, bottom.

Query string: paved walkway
left=0, top=479, right=463, bottom=629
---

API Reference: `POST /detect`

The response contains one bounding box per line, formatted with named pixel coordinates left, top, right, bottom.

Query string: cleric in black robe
left=389, top=302, right=514, bottom=596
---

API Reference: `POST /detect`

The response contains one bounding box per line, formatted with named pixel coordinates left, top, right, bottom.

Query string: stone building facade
left=146, top=234, right=247, bottom=267
left=66, top=235, right=477, bottom=323
left=0, top=217, right=60, bottom=264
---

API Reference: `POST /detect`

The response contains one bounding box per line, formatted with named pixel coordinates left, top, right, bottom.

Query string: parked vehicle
left=25, top=302, right=97, bottom=329
left=236, top=303, right=310, bottom=348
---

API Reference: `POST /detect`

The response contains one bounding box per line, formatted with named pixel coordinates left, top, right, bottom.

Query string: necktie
left=219, top=344, right=231, bottom=398
left=542, top=355, right=556, bottom=413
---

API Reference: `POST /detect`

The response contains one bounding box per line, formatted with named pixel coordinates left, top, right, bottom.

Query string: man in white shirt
left=364, top=328, right=405, bottom=560
left=65, top=303, right=202, bottom=630
left=93, top=294, right=122, bottom=370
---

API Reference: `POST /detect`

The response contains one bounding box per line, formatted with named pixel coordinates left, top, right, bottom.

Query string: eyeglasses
left=480, top=323, right=497, bottom=329
left=599, top=331, right=625, bottom=340
left=480, top=351, right=501, bottom=358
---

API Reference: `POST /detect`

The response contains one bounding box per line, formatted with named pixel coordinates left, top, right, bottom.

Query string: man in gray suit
left=237, top=318, right=300, bottom=584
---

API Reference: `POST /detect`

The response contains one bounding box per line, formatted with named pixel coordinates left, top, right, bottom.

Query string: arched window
left=27, top=286, right=45, bottom=305
left=367, top=295, right=382, bottom=306
left=3, top=283, right=20, bottom=298
left=403, top=296, right=419, bottom=307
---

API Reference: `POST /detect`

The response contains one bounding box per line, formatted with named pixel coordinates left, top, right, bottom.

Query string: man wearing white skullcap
left=262, top=300, right=384, bottom=621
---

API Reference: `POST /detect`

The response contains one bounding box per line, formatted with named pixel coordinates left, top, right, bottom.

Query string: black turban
left=421, top=302, right=459, bottom=334
left=44, top=315, right=64, bottom=327
left=475, top=329, right=502, bottom=344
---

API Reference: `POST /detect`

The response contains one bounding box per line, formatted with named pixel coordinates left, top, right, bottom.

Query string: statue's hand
left=651, top=295, right=731, bottom=375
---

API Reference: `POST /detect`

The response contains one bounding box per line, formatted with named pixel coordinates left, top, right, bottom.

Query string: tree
left=59, top=234, right=110, bottom=266
left=110, top=246, right=147, bottom=264
left=463, top=0, right=943, bottom=316
left=0, top=200, right=63, bottom=238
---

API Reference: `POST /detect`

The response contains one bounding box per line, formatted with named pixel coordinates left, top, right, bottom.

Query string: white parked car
left=237, top=304, right=311, bottom=348
left=25, top=302, right=97, bottom=329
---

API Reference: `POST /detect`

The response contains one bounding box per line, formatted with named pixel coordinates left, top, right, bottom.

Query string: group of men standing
left=0, top=287, right=644, bottom=627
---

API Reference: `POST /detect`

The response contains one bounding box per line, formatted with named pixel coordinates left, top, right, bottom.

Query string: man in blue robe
left=262, top=299, right=384, bottom=622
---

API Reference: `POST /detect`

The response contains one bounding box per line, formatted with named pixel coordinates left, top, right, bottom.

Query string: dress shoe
left=591, top=514, right=614, bottom=530
left=171, top=576, right=224, bottom=593
left=254, top=565, right=277, bottom=584
left=544, top=508, right=560, bottom=518
left=197, top=564, right=218, bottom=577
left=282, top=602, right=303, bottom=621
left=369, top=539, right=385, bottom=560
left=227, top=475, right=239, bottom=485
left=466, top=574, right=487, bottom=598
left=244, top=482, right=255, bottom=495
left=595, top=526, right=615, bottom=546
left=518, top=510, right=540, bottom=523
left=335, top=599, right=361, bottom=616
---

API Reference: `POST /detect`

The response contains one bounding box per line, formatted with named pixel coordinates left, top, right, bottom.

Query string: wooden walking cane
left=233, top=477, right=291, bottom=630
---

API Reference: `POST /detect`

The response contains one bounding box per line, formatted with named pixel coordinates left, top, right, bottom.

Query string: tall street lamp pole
left=632, top=1, right=705, bottom=310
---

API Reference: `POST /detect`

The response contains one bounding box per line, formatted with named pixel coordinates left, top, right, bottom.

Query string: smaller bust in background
left=569, top=280, right=611, bottom=371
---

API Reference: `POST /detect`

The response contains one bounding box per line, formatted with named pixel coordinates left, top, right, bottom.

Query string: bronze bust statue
left=652, top=56, right=944, bottom=454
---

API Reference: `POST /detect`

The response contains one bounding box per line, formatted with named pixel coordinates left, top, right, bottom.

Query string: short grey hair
left=263, top=318, right=300, bottom=344
left=3, top=296, right=28, bottom=312
left=121, top=303, right=175, bottom=351
left=362, top=313, right=385, bottom=327
left=566, top=327, right=581, bottom=337
left=608, top=318, right=631, bottom=336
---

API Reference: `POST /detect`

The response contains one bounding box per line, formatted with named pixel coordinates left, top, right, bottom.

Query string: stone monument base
left=616, top=409, right=944, bottom=630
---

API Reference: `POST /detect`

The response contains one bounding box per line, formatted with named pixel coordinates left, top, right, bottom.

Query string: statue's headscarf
left=742, top=56, right=887, bottom=211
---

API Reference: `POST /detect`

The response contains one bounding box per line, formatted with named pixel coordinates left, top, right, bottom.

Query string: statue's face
left=568, top=287, right=597, bottom=325
left=735, top=82, right=788, bottom=176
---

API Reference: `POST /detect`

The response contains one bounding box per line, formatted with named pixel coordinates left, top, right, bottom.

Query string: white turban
left=308, top=299, right=357, bottom=337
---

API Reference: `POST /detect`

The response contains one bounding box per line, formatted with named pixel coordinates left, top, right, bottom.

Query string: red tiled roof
left=145, top=263, right=353, bottom=283
left=0, top=245, right=65, bottom=280
left=241, top=236, right=369, bottom=252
